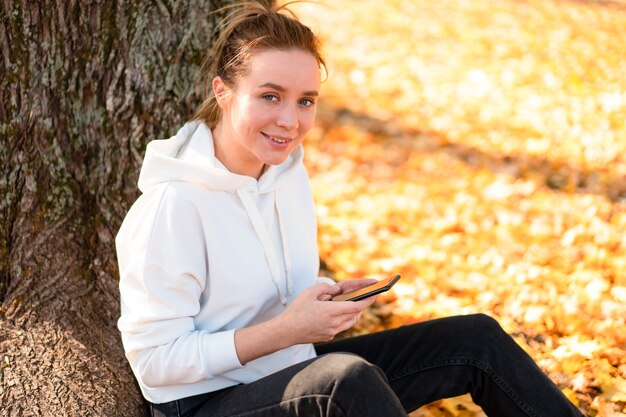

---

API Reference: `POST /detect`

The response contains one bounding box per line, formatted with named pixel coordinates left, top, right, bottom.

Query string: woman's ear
left=212, top=76, right=231, bottom=108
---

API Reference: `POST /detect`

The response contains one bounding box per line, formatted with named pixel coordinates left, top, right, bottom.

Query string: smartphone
left=331, top=274, right=401, bottom=302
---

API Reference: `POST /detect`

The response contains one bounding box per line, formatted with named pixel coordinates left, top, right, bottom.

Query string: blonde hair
left=193, top=1, right=326, bottom=129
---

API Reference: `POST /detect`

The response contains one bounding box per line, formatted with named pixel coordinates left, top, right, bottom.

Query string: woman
left=116, top=1, right=584, bottom=416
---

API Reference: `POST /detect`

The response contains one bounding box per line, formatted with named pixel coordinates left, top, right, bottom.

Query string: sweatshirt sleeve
left=316, top=276, right=336, bottom=286
left=116, top=186, right=243, bottom=389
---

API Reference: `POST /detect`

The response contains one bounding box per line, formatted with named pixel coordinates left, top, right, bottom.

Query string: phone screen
left=331, top=274, right=401, bottom=302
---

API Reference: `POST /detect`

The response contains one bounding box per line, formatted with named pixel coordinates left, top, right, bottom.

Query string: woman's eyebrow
left=259, top=82, right=319, bottom=97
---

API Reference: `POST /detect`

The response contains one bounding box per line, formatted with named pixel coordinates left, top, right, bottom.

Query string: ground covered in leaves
left=292, top=0, right=626, bottom=415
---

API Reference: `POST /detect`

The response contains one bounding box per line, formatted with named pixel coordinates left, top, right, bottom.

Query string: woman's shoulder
left=116, top=182, right=210, bottom=255
left=119, top=182, right=202, bottom=232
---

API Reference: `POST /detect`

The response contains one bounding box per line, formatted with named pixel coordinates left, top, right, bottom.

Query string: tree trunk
left=1, top=1, right=230, bottom=415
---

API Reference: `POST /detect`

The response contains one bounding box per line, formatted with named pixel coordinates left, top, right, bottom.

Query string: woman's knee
left=282, top=353, right=403, bottom=416
left=282, top=353, right=390, bottom=402
left=467, top=313, right=505, bottom=334
left=437, top=313, right=505, bottom=338
left=455, top=314, right=524, bottom=363
left=422, top=313, right=511, bottom=356
left=316, top=353, right=387, bottom=387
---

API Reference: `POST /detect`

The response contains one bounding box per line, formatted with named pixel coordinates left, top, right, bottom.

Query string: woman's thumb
left=312, top=282, right=341, bottom=299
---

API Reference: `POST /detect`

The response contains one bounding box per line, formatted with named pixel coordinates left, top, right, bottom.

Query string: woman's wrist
left=234, top=315, right=295, bottom=365
left=269, top=312, right=299, bottom=348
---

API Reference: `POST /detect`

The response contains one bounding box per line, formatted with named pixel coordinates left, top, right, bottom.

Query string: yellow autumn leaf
left=602, top=376, right=626, bottom=403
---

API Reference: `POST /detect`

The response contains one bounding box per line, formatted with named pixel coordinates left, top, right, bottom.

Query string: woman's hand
left=234, top=282, right=377, bottom=365
left=275, top=283, right=377, bottom=344
left=317, top=278, right=378, bottom=301
left=335, top=277, right=378, bottom=295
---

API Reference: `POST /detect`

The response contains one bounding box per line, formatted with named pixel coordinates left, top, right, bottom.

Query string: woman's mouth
left=263, top=133, right=293, bottom=145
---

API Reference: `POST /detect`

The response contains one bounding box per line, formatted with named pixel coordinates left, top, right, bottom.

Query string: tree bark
left=1, top=1, right=230, bottom=415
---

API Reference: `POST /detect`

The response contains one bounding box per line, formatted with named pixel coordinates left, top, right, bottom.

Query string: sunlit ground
left=291, top=0, right=626, bottom=415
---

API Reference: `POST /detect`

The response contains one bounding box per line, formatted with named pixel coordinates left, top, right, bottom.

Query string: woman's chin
left=261, top=149, right=295, bottom=167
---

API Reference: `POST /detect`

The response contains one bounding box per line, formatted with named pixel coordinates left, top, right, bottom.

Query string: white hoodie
left=116, top=121, right=322, bottom=403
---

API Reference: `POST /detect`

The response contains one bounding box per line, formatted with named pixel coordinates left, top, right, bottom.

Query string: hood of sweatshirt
left=137, top=120, right=303, bottom=305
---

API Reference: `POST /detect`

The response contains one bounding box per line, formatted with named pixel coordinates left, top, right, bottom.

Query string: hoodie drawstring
left=275, top=192, right=293, bottom=296
left=236, top=187, right=290, bottom=305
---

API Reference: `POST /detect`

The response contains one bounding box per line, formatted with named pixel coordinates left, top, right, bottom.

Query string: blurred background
left=291, top=1, right=626, bottom=415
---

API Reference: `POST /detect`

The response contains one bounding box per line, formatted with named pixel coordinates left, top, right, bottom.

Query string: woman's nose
left=276, top=104, right=299, bottom=130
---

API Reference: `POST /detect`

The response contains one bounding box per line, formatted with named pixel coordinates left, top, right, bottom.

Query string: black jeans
left=149, top=314, right=583, bottom=417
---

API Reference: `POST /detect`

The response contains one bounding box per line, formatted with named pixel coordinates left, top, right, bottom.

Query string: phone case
left=332, top=274, right=401, bottom=301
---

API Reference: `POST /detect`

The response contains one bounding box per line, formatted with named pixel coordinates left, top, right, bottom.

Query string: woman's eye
left=263, top=94, right=279, bottom=102
left=299, top=98, right=315, bottom=107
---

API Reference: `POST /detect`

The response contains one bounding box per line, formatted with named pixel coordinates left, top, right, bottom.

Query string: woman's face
left=213, top=48, right=321, bottom=178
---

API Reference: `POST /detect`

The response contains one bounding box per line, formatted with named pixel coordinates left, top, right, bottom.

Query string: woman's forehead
left=241, top=49, right=321, bottom=91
